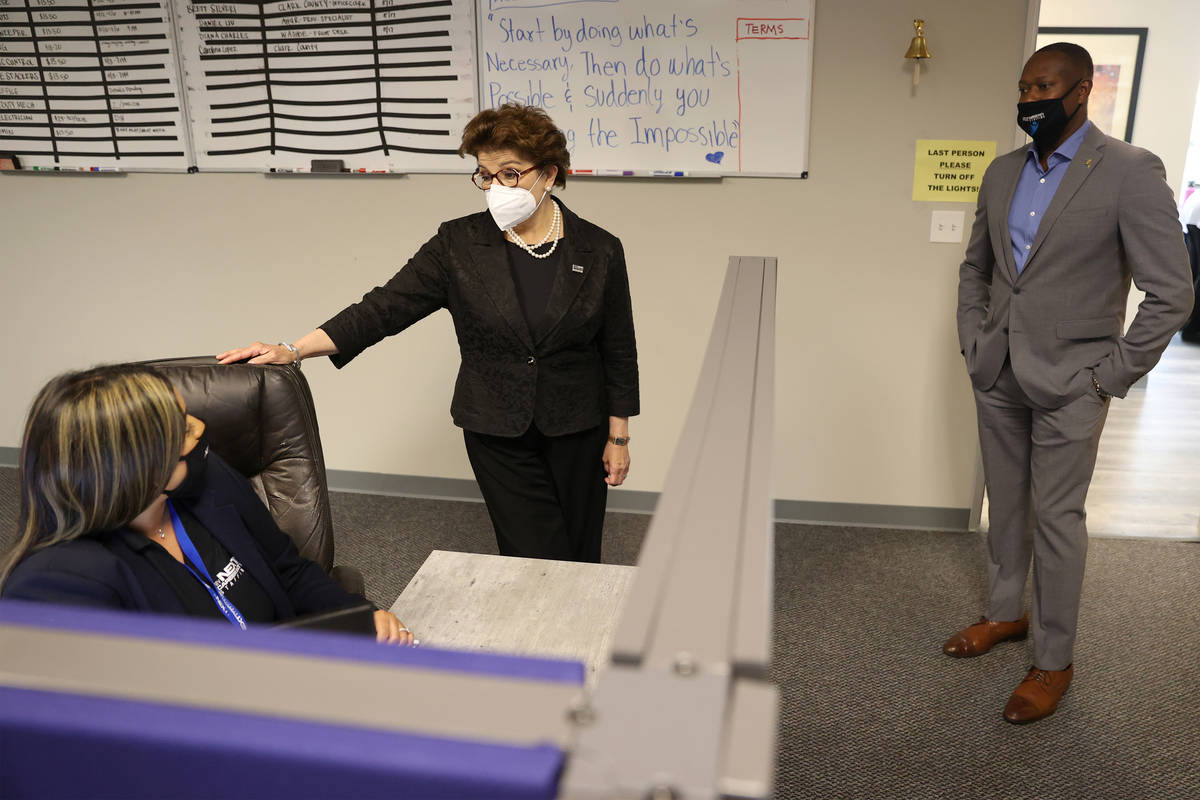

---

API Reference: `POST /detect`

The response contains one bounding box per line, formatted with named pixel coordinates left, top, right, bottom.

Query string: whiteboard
left=174, top=0, right=478, bottom=171
left=476, top=0, right=814, bottom=177
left=3, top=0, right=814, bottom=174
left=0, top=0, right=193, bottom=171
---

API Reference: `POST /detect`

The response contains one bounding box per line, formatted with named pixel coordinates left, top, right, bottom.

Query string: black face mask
left=1017, top=79, right=1082, bottom=151
left=165, top=432, right=210, bottom=501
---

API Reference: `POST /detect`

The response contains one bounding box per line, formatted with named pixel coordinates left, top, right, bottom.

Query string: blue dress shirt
left=1008, top=120, right=1092, bottom=274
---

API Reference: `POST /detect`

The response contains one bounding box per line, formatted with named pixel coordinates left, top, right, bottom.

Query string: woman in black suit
left=219, top=104, right=639, bottom=562
left=0, top=364, right=413, bottom=644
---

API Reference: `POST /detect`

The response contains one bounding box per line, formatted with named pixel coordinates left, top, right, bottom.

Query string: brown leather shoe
left=942, top=615, right=1029, bottom=657
left=1003, top=665, right=1073, bottom=723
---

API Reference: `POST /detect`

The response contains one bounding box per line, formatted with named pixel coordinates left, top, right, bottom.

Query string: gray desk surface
left=390, top=550, right=637, bottom=686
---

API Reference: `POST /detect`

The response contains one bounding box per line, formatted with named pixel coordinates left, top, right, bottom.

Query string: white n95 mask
left=487, top=172, right=549, bottom=231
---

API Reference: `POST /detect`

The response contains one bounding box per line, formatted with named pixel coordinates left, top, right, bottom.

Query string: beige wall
left=0, top=0, right=1032, bottom=513
left=1040, top=0, right=1200, bottom=194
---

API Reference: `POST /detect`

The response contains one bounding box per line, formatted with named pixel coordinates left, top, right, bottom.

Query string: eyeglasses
left=471, top=164, right=540, bottom=190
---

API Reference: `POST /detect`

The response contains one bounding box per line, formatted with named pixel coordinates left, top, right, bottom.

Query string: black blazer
left=320, top=200, right=640, bottom=437
left=2, top=453, right=364, bottom=619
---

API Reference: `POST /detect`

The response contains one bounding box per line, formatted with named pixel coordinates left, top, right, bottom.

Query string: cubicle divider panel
left=0, top=600, right=582, bottom=800
left=562, top=255, right=779, bottom=800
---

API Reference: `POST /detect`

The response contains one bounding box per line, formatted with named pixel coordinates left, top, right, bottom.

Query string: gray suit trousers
left=975, top=358, right=1109, bottom=671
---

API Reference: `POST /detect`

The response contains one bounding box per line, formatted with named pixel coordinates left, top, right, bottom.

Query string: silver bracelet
left=279, top=342, right=301, bottom=366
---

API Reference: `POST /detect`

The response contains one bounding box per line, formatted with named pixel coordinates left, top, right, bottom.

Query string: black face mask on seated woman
left=164, top=432, right=210, bottom=502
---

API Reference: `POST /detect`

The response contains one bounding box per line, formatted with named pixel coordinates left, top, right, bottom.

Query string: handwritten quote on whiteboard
left=478, top=0, right=814, bottom=176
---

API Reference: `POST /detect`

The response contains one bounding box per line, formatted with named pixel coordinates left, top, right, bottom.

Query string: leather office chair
left=138, top=356, right=364, bottom=596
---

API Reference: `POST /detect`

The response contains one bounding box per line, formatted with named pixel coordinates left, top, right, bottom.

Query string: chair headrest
left=138, top=357, right=324, bottom=481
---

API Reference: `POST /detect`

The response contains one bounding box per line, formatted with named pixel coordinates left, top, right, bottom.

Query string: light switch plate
left=930, top=210, right=965, bottom=243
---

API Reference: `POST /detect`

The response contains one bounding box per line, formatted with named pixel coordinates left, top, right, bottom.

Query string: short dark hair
left=1034, top=42, right=1094, bottom=78
left=459, top=104, right=571, bottom=188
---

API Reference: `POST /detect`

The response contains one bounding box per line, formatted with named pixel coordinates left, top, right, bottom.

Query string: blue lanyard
left=166, top=500, right=247, bottom=630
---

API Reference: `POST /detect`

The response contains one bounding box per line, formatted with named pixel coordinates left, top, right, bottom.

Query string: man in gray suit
left=948, top=42, right=1193, bottom=723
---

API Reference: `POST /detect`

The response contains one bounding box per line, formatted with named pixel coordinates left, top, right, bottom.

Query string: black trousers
left=463, top=423, right=609, bottom=562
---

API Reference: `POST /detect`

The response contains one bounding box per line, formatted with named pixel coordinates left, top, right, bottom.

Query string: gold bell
left=905, top=19, right=932, bottom=86
left=905, top=20, right=932, bottom=60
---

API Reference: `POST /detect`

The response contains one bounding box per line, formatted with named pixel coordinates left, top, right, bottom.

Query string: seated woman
left=0, top=364, right=412, bottom=645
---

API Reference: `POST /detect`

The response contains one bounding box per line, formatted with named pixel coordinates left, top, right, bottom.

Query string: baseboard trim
left=773, top=500, right=969, bottom=531
left=328, top=468, right=968, bottom=530
left=0, top=448, right=969, bottom=531
left=326, top=468, right=664, bottom=514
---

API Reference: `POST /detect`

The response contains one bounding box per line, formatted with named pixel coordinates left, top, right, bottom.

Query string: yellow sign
left=913, top=139, right=996, bottom=202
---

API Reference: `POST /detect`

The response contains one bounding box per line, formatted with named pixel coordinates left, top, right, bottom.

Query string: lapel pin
left=1084, top=158, right=1092, bottom=167
left=572, top=264, right=584, bottom=273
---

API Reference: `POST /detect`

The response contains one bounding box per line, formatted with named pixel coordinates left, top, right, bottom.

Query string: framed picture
left=1036, top=27, right=1147, bottom=143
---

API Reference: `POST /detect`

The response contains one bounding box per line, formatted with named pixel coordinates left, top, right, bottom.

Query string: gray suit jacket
left=958, top=124, right=1193, bottom=407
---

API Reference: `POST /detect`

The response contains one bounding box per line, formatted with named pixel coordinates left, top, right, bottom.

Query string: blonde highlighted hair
left=0, top=365, right=185, bottom=589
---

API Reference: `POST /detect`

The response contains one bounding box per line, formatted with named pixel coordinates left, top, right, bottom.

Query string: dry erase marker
left=651, top=170, right=685, bottom=177
left=599, top=169, right=635, bottom=176
left=569, top=168, right=594, bottom=175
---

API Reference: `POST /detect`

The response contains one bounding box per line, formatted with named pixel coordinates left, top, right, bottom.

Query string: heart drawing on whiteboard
left=705, top=151, right=725, bottom=164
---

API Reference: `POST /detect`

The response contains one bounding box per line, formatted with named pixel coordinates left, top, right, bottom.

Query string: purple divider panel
left=0, top=686, right=563, bottom=800
left=0, top=598, right=584, bottom=684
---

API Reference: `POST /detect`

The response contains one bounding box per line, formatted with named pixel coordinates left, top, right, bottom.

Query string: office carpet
left=1, top=466, right=1197, bottom=800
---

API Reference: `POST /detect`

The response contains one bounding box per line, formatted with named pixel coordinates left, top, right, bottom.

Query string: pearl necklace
left=153, top=506, right=169, bottom=539
left=507, top=199, right=562, bottom=259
